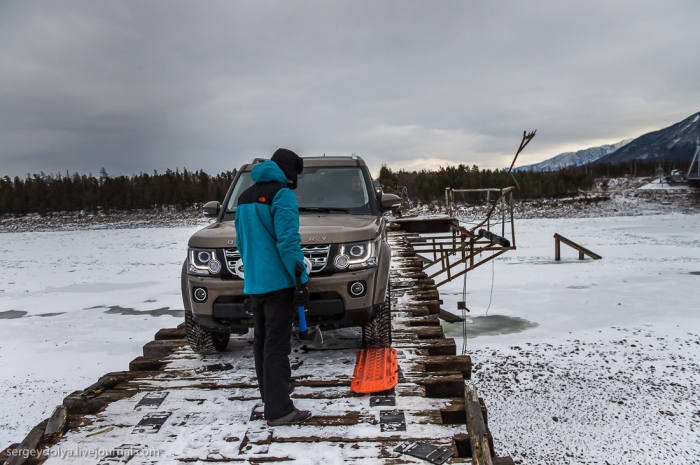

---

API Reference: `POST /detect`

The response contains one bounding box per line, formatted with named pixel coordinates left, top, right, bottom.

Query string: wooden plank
left=43, top=405, right=67, bottom=440
left=402, top=372, right=465, bottom=398
left=392, top=338, right=456, bottom=356
left=3, top=425, right=43, bottom=465
left=439, top=308, right=465, bottom=323
left=129, top=356, right=168, bottom=372
left=155, top=327, right=187, bottom=340
left=465, top=383, right=493, bottom=465
left=553, top=233, right=602, bottom=260
left=412, top=355, right=471, bottom=379
left=393, top=325, right=444, bottom=339
left=63, top=390, right=137, bottom=415
left=143, top=339, right=188, bottom=357
left=406, top=315, right=441, bottom=327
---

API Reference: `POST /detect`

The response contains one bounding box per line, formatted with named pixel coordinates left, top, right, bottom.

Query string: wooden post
left=509, top=191, right=515, bottom=248
left=553, top=233, right=602, bottom=261
left=445, top=187, right=451, bottom=216
left=465, top=382, right=493, bottom=465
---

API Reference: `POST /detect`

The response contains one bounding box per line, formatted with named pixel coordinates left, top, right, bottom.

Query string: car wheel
left=185, top=311, right=230, bottom=355
left=362, top=287, right=392, bottom=348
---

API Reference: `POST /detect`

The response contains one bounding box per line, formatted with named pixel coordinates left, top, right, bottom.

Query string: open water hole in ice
left=442, top=314, right=539, bottom=338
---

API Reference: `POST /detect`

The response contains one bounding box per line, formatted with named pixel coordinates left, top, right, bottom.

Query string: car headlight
left=188, top=248, right=222, bottom=275
left=334, top=240, right=378, bottom=271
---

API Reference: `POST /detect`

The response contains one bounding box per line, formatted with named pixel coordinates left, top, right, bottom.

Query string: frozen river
left=1, top=213, right=699, bottom=463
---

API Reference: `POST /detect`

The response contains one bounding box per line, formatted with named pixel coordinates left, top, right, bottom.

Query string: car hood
left=188, top=214, right=383, bottom=248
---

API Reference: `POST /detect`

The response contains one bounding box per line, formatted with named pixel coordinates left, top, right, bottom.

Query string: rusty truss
left=396, top=186, right=516, bottom=289
left=391, top=130, right=536, bottom=289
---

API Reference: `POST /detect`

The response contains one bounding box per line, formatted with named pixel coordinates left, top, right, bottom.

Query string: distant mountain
left=517, top=139, right=632, bottom=172
left=596, top=111, right=700, bottom=165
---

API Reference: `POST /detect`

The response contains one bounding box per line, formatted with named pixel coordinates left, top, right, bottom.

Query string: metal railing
left=410, top=187, right=516, bottom=287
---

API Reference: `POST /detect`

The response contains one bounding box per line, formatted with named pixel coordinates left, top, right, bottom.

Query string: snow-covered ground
left=436, top=213, right=700, bottom=463
left=2, top=210, right=700, bottom=463
left=0, top=226, right=203, bottom=447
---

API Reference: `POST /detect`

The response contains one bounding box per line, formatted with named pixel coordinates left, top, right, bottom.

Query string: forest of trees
left=0, top=160, right=674, bottom=216
left=378, top=160, right=667, bottom=202
left=0, top=168, right=236, bottom=216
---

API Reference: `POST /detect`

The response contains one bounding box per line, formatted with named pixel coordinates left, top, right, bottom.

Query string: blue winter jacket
left=234, top=161, right=309, bottom=295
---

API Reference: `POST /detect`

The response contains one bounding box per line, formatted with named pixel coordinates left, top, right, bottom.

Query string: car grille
left=224, top=245, right=330, bottom=277
left=301, top=245, right=331, bottom=272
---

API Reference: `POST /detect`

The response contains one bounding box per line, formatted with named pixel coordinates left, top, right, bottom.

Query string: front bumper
left=186, top=267, right=380, bottom=332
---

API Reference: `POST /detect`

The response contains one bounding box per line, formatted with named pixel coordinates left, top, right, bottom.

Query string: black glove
left=293, top=285, right=309, bottom=307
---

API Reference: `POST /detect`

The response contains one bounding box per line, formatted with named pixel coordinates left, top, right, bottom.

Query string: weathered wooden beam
left=129, top=356, right=168, bottom=372
left=439, top=308, right=465, bottom=323
left=142, top=338, right=188, bottom=357
left=403, top=372, right=465, bottom=398
left=393, top=325, right=444, bottom=339
left=392, top=338, right=457, bottom=356
left=553, top=233, right=602, bottom=260
left=465, top=383, right=493, bottom=465
left=479, top=229, right=511, bottom=247
left=43, top=405, right=67, bottom=440
left=406, top=315, right=441, bottom=326
left=79, top=376, right=120, bottom=397
left=154, top=327, right=186, bottom=340
left=413, top=354, right=472, bottom=379
left=63, top=390, right=136, bottom=415
left=3, top=425, right=43, bottom=465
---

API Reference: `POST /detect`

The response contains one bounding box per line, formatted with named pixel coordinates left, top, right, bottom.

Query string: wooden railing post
left=553, top=233, right=601, bottom=261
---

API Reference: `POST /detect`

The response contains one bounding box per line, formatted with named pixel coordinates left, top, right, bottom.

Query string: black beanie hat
left=271, top=148, right=304, bottom=189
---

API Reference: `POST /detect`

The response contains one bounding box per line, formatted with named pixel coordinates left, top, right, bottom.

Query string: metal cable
left=461, top=263, right=468, bottom=356
left=485, top=259, right=495, bottom=316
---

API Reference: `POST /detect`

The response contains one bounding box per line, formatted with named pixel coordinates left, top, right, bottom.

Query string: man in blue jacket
left=234, top=148, right=312, bottom=426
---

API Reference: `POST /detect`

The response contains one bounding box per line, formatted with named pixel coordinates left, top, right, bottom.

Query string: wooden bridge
left=1, top=227, right=514, bottom=465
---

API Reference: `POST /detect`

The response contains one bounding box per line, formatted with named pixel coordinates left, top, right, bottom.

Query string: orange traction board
left=350, top=347, right=399, bottom=394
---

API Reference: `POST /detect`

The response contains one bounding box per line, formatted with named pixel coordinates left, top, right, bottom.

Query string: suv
left=181, top=155, right=401, bottom=354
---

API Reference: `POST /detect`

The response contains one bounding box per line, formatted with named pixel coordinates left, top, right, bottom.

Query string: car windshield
left=226, top=166, right=372, bottom=214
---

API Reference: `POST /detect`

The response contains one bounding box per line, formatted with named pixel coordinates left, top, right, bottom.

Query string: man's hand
left=293, top=285, right=309, bottom=307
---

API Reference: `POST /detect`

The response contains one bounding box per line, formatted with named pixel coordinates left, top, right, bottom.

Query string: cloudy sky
left=1, top=1, right=699, bottom=178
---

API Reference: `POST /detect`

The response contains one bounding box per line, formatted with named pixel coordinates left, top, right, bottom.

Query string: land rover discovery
left=181, top=155, right=401, bottom=354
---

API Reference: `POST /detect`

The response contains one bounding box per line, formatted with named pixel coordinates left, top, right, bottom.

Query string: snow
left=639, top=179, right=691, bottom=191
left=0, top=226, right=202, bottom=447
left=436, top=213, right=700, bottom=463
left=2, top=210, right=700, bottom=463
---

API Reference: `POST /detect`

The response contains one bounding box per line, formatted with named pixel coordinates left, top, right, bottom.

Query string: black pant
left=250, top=287, right=296, bottom=421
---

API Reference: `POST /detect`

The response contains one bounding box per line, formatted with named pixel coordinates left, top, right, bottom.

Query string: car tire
left=185, top=311, right=230, bottom=355
left=362, top=287, right=392, bottom=348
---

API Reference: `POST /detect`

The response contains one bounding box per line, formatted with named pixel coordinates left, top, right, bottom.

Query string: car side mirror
left=203, top=201, right=221, bottom=218
left=379, top=194, right=401, bottom=213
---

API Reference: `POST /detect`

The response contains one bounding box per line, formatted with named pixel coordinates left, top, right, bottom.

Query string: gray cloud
left=1, top=1, right=699, bottom=178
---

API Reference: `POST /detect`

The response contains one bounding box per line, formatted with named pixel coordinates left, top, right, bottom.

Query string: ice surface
left=2, top=212, right=700, bottom=463
left=0, top=226, right=201, bottom=447
left=435, top=213, right=700, bottom=463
